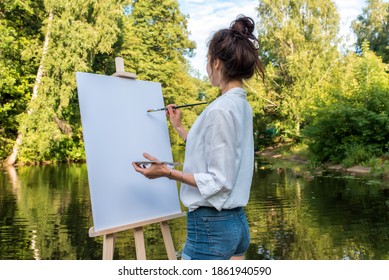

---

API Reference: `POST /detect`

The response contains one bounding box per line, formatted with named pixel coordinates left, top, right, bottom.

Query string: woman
left=133, top=15, right=264, bottom=260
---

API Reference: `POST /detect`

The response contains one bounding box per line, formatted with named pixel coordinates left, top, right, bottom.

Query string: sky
left=177, top=0, right=384, bottom=77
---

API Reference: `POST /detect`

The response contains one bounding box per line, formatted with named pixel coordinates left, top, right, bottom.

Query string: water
left=1, top=159, right=389, bottom=260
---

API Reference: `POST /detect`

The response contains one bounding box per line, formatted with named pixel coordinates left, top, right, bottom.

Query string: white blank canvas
left=76, top=72, right=181, bottom=232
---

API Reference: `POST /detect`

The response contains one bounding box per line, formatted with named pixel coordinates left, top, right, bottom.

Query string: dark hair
left=207, top=15, right=264, bottom=82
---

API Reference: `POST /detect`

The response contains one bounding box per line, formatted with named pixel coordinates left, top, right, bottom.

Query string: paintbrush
left=147, top=101, right=207, bottom=113
left=134, top=161, right=182, bottom=167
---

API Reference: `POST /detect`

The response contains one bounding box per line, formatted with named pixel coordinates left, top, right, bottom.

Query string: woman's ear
left=214, top=59, right=221, bottom=70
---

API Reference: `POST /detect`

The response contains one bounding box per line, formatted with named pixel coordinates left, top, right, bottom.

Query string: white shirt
left=180, top=87, right=254, bottom=211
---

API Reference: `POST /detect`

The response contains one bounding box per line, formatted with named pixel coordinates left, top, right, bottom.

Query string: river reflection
left=1, top=159, right=389, bottom=260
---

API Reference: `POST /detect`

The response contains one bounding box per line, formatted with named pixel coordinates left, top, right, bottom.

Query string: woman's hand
left=166, top=104, right=188, bottom=140
left=166, top=104, right=182, bottom=129
left=132, top=153, right=170, bottom=179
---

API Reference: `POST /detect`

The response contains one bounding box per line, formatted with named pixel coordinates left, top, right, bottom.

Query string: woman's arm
left=132, top=153, right=197, bottom=187
left=168, top=168, right=197, bottom=187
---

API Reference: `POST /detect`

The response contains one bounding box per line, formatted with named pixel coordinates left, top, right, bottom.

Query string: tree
left=303, top=45, right=389, bottom=165
left=120, top=0, right=197, bottom=147
left=256, top=0, right=340, bottom=139
left=0, top=0, right=45, bottom=161
left=5, top=0, right=129, bottom=164
left=352, top=0, right=389, bottom=64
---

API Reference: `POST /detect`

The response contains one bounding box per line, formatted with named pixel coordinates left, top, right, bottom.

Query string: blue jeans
left=182, top=207, right=250, bottom=260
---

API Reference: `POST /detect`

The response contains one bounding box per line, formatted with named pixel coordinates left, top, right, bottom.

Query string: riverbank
left=257, top=143, right=389, bottom=180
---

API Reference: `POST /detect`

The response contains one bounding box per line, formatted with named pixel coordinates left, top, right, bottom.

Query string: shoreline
left=256, top=146, right=389, bottom=180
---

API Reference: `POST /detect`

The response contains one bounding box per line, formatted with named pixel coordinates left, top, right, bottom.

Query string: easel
left=88, top=57, right=186, bottom=260
left=89, top=212, right=185, bottom=260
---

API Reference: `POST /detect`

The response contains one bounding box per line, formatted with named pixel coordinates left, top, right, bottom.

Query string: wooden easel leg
left=102, top=233, right=116, bottom=260
left=160, top=221, right=177, bottom=260
left=133, top=227, right=146, bottom=260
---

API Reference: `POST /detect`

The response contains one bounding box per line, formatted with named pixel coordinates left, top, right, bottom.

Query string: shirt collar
left=222, top=87, right=247, bottom=98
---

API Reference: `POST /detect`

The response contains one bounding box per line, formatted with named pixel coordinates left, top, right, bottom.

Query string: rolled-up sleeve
left=193, top=108, right=239, bottom=210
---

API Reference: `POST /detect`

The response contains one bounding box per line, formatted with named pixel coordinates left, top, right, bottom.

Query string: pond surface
left=1, top=158, right=389, bottom=260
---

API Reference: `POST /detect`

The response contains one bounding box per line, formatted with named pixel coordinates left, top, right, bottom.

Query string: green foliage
left=304, top=105, right=389, bottom=164
left=244, top=77, right=278, bottom=150
left=367, top=157, right=389, bottom=176
left=303, top=48, right=389, bottom=165
left=17, top=0, right=129, bottom=163
left=1, top=0, right=206, bottom=163
left=0, top=0, right=45, bottom=159
left=120, top=0, right=198, bottom=147
left=342, top=143, right=376, bottom=167
left=352, top=0, right=389, bottom=63
left=256, top=0, right=340, bottom=140
left=1, top=0, right=388, bottom=164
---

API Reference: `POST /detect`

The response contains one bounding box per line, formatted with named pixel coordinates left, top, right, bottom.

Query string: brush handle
left=148, top=101, right=207, bottom=112
left=173, top=102, right=207, bottom=109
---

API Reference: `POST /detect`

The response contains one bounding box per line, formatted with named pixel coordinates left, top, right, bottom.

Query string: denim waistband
left=193, top=206, right=243, bottom=212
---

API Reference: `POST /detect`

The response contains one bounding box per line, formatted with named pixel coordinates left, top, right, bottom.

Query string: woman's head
left=207, top=15, right=264, bottom=85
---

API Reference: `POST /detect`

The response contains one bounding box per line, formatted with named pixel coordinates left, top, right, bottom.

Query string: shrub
left=303, top=105, right=389, bottom=164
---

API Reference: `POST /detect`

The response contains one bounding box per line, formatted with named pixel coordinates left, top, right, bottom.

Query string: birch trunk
left=3, top=11, right=53, bottom=167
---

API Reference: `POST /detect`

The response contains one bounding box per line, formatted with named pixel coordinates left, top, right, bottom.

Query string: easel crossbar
left=89, top=212, right=186, bottom=237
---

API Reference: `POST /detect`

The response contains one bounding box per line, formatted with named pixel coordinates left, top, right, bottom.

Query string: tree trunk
left=3, top=11, right=53, bottom=167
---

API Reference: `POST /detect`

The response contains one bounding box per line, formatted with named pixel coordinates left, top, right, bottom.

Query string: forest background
left=0, top=0, right=388, bottom=169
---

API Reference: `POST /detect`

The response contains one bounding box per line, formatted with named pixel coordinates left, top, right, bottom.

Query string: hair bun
left=230, top=15, right=255, bottom=38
